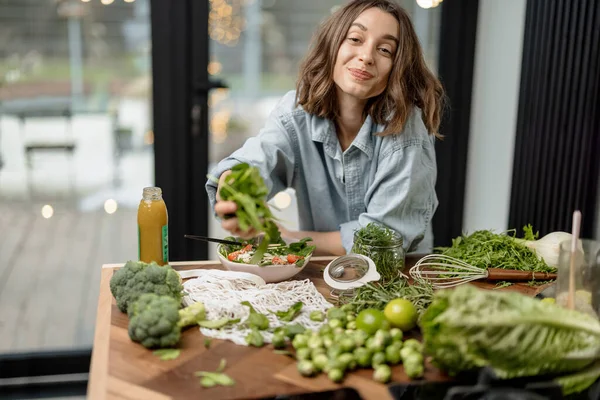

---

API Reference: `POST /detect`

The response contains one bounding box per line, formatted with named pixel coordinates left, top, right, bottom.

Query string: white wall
left=462, top=0, right=527, bottom=233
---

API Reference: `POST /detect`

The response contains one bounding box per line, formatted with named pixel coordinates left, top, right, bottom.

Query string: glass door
left=0, top=0, right=153, bottom=353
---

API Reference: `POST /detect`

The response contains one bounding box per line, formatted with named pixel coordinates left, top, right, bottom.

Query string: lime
left=355, top=309, right=385, bottom=335
left=384, top=298, right=417, bottom=331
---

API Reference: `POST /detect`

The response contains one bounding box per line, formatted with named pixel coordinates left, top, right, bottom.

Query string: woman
left=206, top=0, right=445, bottom=256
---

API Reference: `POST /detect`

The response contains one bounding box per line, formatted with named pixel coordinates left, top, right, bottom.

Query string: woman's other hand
left=215, top=170, right=258, bottom=239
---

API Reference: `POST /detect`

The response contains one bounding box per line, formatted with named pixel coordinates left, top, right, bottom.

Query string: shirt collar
left=311, top=115, right=375, bottom=159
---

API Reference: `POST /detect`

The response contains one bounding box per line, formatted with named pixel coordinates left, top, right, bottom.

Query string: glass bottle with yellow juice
left=138, top=187, right=168, bottom=265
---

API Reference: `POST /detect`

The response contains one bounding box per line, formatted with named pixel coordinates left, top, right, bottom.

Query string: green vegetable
left=307, top=336, right=324, bottom=350
left=385, top=343, right=402, bottom=365
left=312, top=353, right=329, bottom=372
left=271, top=302, right=303, bottom=322
left=327, top=307, right=347, bottom=322
left=245, top=329, right=265, bottom=347
left=297, top=360, right=316, bottom=377
left=374, top=330, right=392, bottom=347
left=354, top=347, right=373, bottom=368
left=282, top=323, right=306, bottom=339
left=338, top=353, right=356, bottom=370
left=404, top=359, right=424, bottom=379
left=311, top=348, right=325, bottom=359
left=195, top=358, right=235, bottom=388
left=390, top=328, right=403, bottom=343
left=296, top=348, right=312, bottom=361
left=127, top=294, right=205, bottom=348
left=341, top=276, right=433, bottom=317
left=328, top=368, right=344, bottom=383
left=198, top=318, right=240, bottom=329
left=309, top=310, right=325, bottom=322
left=178, top=302, right=207, bottom=327
left=204, top=338, right=212, bottom=348
left=371, top=351, right=386, bottom=367
left=242, top=301, right=270, bottom=330
left=153, top=349, right=181, bottom=360
left=373, top=364, right=392, bottom=383
left=402, top=339, right=423, bottom=353
left=400, top=346, right=415, bottom=361
left=339, top=337, right=355, bottom=353
left=213, top=163, right=282, bottom=264
left=328, top=319, right=343, bottom=329
left=110, top=261, right=183, bottom=313
left=434, top=226, right=555, bottom=273
left=352, top=223, right=404, bottom=282
left=272, top=332, right=287, bottom=349
left=327, top=344, right=343, bottom=359
left=292, top=334, right=308, bottom=349
left=420, top=285, right=600, bottom=380
left=554, top=360, right=600, bottom=395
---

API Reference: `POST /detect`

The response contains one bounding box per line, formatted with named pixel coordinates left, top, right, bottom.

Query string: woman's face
left=333, top=7, right=399, bottom=102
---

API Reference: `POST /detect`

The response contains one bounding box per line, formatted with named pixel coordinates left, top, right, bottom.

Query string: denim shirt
left=205, top=90, right=438, bottom=254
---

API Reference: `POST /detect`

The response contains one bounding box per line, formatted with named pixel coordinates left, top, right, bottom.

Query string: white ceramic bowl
left=217, top=240, right=313, bottom=283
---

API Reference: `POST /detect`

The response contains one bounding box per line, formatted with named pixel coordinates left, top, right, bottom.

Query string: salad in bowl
left=217, top=236, right=316, bottom=282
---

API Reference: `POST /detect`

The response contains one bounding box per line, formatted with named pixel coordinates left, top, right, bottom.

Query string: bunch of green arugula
left=434, top=225, right=554, bottom=273
left=211, top=163, right=282, bottom=264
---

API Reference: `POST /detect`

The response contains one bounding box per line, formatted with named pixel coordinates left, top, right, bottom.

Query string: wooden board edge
left=107, top=376, right=173, bottom=400
left=87, top=268, right=114, bottom=400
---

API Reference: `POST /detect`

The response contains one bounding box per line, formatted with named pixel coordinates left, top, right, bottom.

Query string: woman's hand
left=215, top=170, right=258, bottom=239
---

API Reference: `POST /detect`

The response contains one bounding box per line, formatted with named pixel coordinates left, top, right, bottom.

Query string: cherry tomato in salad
left=287, top=254, right=304, bottom=264
left=227, top=244, right=253, bottom=261
left=272, top=256, right=286, bottom=265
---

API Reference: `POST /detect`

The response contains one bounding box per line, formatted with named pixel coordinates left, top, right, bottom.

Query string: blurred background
left=0, top=0, right=599, bottom=397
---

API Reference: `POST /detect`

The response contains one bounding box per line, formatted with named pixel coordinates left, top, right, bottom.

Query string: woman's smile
left=348, top=68, right=374, bottom=81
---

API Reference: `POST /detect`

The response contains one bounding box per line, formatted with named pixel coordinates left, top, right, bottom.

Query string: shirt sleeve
left=205, top=107, right=296, bottom=214
left=339, top=137, right=438, bottom=253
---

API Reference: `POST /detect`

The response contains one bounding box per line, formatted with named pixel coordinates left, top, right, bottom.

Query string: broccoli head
left=128, top=293, right=206, bottom=348
left=109, top=260, right=183, bottom=313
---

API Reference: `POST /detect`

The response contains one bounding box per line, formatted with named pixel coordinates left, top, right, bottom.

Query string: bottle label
left=162, top=224, right=169, bottom=262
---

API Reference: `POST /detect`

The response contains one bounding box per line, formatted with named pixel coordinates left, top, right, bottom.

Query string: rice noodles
left=181, top=269, right=332, bottom=345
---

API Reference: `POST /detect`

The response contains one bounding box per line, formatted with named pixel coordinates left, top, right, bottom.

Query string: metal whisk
left=409, top=254, right=557, bottom=289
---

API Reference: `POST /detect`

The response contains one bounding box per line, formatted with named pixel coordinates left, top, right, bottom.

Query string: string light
left=209, top=0, right=246, bottom=46
left=416, top=0, right=443, bottom=9
left=41, top=205, right=54, bottom=219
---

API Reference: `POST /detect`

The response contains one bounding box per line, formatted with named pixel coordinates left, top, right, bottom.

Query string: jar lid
left=323, top=253, right=381, bottom=291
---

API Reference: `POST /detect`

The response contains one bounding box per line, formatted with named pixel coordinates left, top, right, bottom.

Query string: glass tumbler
left=556, top=238, right=600, bottom=318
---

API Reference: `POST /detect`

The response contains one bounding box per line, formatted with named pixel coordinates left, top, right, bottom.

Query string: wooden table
left=87, top=255, right=552, bottom=400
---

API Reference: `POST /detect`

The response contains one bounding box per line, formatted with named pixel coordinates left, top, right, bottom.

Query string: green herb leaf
left=245, top=329, right=265, bottom=347
left=204, top=338, right=212, bottom=349
left=200, top=376, right=216, bottom=387
left=198, top=318, right=240, bottom=329
left=270, top=302, right=303, bottom=322
left=216, top=358, right=227, bottom=372
left=152, top=349, right=181, bottom=361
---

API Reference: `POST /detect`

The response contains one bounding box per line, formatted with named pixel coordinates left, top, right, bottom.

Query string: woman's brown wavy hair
left=296, top=0, right=445, bottom=137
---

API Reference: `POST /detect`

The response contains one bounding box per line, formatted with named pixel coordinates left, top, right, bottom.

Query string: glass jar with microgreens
left=352, top=223, right=405, bottom=282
